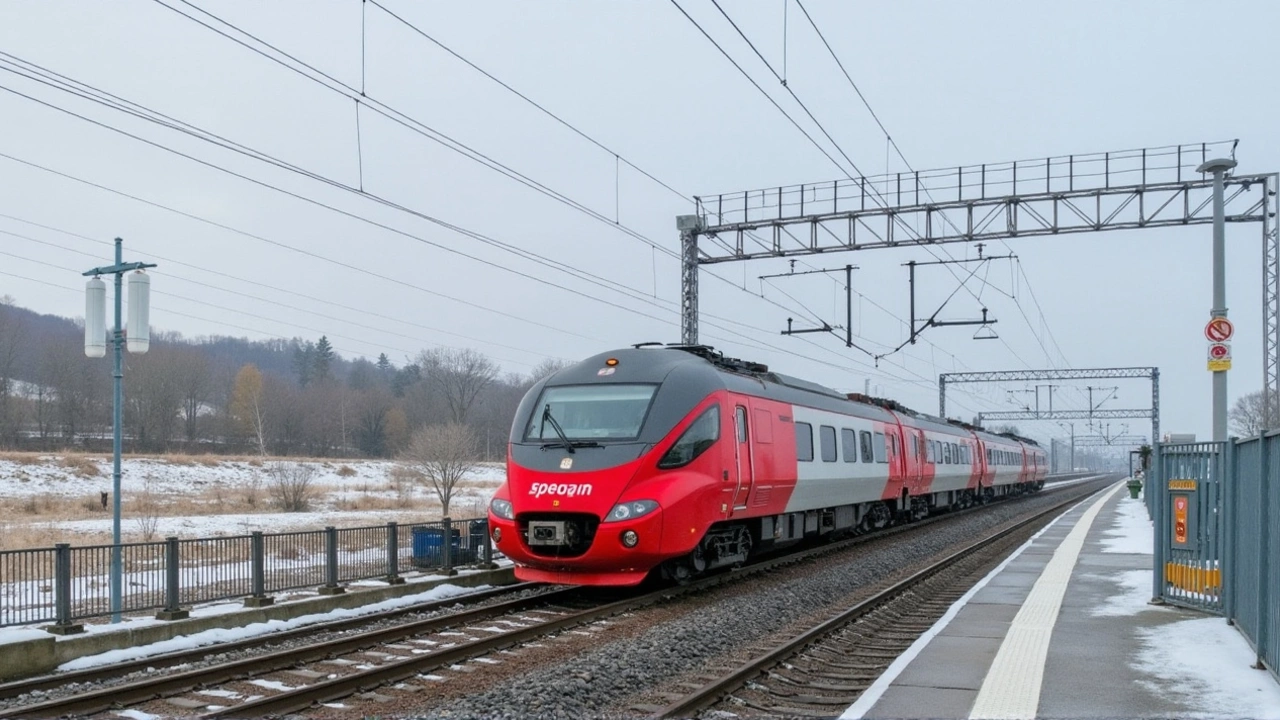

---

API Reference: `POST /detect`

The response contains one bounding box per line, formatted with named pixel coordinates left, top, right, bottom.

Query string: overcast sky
left=1, top=0, right=1276, bottom=448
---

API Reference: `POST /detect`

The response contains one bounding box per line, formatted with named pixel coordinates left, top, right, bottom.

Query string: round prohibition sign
left=1209, top=343, right=1230, bottom=360
left=1205, top=317, right=1234, bottom=342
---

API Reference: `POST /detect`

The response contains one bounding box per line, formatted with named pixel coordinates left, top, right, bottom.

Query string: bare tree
left=229, top=364, right=267, bottom=455
left=399, top=424, right=479, bottom=517
left=523, top=358, right=574, bottom=389
left=176, top=347, right=210, bottom=446
left=268, top=462, right=316, bottom=512
left=126, top=345, right=186, bottom=451
left=0, top=300, right=23, bottom=448
left=1229, top=389, right=1279, bottom=438
left=132, top=479, right=161, bottom=542
left=417, top=348, right=498, bottom=424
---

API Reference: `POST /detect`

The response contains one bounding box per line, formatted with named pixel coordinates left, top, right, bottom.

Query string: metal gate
left=1152, top=442, right=1226, bottom=613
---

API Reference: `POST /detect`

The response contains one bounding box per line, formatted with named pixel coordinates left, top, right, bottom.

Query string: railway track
left=0, top=582, right=546, bottom=704
left=0, top=583, right=583, bottom=719
left=646, top=481, right=1106, bottom=718
left=0, top=476, right=1106, bottom=719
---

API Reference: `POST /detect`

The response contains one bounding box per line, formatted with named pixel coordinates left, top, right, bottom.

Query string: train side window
left=889, top=434, right=898, bottom=458
left=796, top=422, right=814, bottom=462
left=926, top=440, right=934, bottom=463
left=735, top=406, right=748, bottom=443
left=859, top=431, right=873, bottom=463
left=658, top=406, right=720, bottom=469
left=820, top=425, right=837, bottom=462
left=910, top=435, right=919, bottom=459
left=841, top=429, right=857, bottom=463
left=753, top=408, right=773, bottom=443
left=951, top=443, right=959, bottom=463
left=873, top=432, right=888, bottom=463
left=943, top=443, right=952, bottom=464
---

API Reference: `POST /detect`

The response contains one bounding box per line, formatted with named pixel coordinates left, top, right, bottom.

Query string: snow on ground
left=1134, top=617, right=1280, bottom=718
left=1100, top=492, right=1154, bottom=554
left=50, top=509, right=436, bottom=537
left=0, top=454, right=505, bottom=499
left=1087, top=491, right=1280, bottom=716
left=55, top=582, right=488, bottom=670
left=0, top=455, right=506, bottom=545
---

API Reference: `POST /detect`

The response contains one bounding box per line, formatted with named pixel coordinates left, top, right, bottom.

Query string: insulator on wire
left=126, top=270, right=150, bottom=354
left=84, top=277, right=106, bottom=358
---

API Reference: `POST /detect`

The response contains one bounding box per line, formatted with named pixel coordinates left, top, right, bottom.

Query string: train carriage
left=488, top=345, right=1046, bottom=586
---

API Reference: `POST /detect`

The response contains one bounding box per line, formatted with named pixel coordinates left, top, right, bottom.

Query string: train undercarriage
left=659, top=482, right=1043, bottom=584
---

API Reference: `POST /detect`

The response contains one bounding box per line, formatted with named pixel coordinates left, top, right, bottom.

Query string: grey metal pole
left=110, top=238, right=123, bottom=624
left=80, top=237, right=156, bottom=626
left=1199, top=158, right=1237, bottom=442
left=677, top=215, right=702, bottom=345
left=938, top=376, right=946, bottom=418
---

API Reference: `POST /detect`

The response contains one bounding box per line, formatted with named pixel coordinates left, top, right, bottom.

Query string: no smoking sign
left=1205, top=317, right=1234, bottom=343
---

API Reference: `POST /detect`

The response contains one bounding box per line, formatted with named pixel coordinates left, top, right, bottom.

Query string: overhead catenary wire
left=793, top=0, right=1068, bottom=369
left=0, top=224, right=566, bottom=364
left=0, top=269, right=432, bottom=367
left=704, top=0, right=1066, bottom=374
left=0, top=44, right=837, bottom=352
left=0, top=52, right=956, bottom=391
left=138, top=1, right=973, bottom=380
left=0, top=12, right=1003, bottom=415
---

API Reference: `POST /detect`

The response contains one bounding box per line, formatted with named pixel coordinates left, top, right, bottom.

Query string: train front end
left=487, top=348, right=725, bottom=586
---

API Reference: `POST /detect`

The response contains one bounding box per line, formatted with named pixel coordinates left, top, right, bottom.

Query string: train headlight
left=490, top=498, right=514, bottom=520
left=491, top=526, right=502, bottom=543
left=621, top=530, right=639, bottom=547
left=603, top=499, right=658, bottom=522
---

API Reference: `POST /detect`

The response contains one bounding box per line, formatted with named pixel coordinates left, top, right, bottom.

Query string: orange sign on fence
left=1174, top=495, right=1189, bottom=544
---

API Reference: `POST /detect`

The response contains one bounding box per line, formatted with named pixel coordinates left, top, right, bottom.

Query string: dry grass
left=0, top=451, right=45, bottom=466
left=58, top=455, right=102, bottom=478
left=336, top=464, right=357, bottom=477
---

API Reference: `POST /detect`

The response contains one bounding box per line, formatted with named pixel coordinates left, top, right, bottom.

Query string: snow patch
left=1133, top=617, right=1280, bottom=718
left=56, top=583, right=486, bottom=670
left=1089, top=569, right=1165, bottom=618
left=114, top=710, right=161, bottom=720
left=1100, top=495, right=1154, bottom=554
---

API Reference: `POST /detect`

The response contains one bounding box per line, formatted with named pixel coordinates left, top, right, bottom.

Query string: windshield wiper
left=541, top=404, right=579, bottom=453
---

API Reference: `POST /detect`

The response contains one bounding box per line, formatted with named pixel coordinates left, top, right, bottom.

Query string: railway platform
left=843, top=480, right=1280, bottom=720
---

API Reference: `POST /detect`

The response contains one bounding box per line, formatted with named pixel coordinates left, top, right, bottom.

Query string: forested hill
left=0, top=298, right=564, bottom=459
left=0, top=301, right=350, bottom=385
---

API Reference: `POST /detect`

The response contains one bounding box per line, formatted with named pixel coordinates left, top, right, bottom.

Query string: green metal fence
left=1153, top=438, right=1276, bottom=681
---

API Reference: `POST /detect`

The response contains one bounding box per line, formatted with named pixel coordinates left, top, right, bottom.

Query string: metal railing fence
left=1153, top=438, right=1276, bottom=682
left=0, top=516, right=493, bottom=632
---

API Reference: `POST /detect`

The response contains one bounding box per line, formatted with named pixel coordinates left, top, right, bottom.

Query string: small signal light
left=605, top=358, right=619, bottom=366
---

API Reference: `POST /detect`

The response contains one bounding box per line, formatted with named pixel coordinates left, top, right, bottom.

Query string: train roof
left=556, top=345, right=1044, bottom=451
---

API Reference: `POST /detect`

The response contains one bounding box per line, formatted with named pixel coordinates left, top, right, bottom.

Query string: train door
left=731, top=404, right=754, bottom=512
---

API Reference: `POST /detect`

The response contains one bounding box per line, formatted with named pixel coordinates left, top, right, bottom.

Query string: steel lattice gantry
left=677, top=141, right=1280, bottom=424
left=940, top=366, right=1159, bottom=443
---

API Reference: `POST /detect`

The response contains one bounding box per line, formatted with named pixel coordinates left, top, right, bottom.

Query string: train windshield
left=525, top=384, right=658, bottom=441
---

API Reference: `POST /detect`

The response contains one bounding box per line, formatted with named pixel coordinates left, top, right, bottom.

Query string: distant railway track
left=645, top=479, right=1108, bottom=718
left=0, top=475, right=1107, bottom=719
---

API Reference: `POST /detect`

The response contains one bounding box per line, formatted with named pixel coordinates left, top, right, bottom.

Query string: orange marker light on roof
left=606, top=358, right=619, bottom=366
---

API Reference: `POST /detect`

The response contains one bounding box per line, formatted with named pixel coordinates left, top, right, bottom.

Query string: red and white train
left=488, top=345, right=1047, bottom=586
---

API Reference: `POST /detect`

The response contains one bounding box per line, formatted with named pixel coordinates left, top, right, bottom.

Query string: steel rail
left=0, top=582, right=538, bottom=701
left=0, top=584, right=575, bottom=719
left=649, top=478, right=1113, bottom=718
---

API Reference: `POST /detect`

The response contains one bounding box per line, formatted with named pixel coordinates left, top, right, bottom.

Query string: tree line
left=0, top=297, right=568, bottom=460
